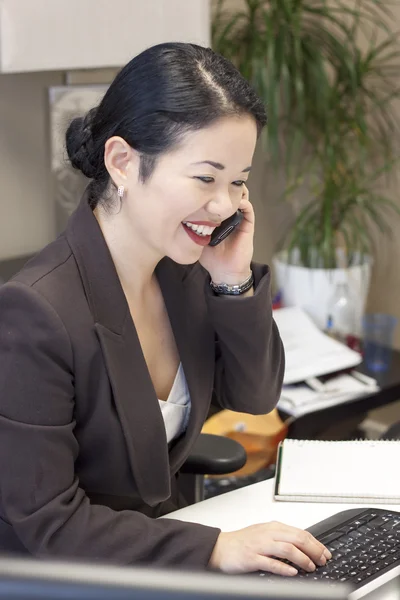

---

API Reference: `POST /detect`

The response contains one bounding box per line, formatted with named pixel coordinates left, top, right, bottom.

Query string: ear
left=104, top=136, right=139, bottom=186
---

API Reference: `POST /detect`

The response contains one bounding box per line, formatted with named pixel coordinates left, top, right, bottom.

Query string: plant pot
left=272, top=251, right=372, bottom=335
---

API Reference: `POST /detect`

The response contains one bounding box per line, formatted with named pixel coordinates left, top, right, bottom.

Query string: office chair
left=180, top=434, right=247, bottom=504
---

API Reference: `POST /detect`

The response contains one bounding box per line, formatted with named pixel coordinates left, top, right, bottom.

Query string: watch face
left=48, top=85, right=108, bottom=232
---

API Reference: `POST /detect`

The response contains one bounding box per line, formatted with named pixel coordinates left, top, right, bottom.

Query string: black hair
left=65, top=42, right=267, bottom=209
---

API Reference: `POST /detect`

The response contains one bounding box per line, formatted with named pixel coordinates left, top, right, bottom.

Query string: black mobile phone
left=209, top=210, right=244, bottom=247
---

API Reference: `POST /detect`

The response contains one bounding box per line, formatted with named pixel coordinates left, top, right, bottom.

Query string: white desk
left=165, top=479, right=400, bottom=600
left=167, top=478, right=400, bottom=531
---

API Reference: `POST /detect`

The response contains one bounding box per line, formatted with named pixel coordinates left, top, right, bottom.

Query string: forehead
left=165, top=115, right=258, bottom=168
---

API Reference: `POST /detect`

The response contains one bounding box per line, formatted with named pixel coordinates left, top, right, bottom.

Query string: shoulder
left=12, top=235, right=72, bottom=287
left=9, top=235, right=85, bottom=314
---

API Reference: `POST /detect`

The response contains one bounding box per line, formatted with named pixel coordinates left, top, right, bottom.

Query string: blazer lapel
left=156, top=260, right=215, bottom=474
left=66, top=194, right=170, bottom=507
left=66, top=193, right=216, bottom=504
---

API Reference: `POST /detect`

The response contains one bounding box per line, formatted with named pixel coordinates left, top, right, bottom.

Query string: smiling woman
left=0, top=42, right=328, bottom=578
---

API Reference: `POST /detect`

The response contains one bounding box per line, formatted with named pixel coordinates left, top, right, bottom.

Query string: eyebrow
left=193, top=160, right=252, bottom=173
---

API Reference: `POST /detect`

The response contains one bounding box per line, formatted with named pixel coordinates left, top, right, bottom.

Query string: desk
left=279, top=350, right=400, bottom=439
left=166, top=478, right=400, bottom=532
left=166, top=480, right=400, bottom=599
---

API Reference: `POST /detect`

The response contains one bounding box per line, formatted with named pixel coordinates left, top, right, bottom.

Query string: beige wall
left=0, top=1, right=209, bottom=260
left=0, top=71, right=63, bottom=257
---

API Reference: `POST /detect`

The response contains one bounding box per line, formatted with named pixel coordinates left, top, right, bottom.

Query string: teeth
left=183, top=222, right=216, bottom=237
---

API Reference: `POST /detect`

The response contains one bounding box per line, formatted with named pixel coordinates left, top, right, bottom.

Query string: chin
left=167, top=252, right=202, bottom=266
left=166, top=245, right=204, bottom=266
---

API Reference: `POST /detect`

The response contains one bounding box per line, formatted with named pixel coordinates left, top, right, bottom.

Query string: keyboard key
left=368, top=516, right=391, bottom=528
left=365, top=512, right=378, bottom=519
left=319, top=531, right=343, bottom=544
left=347, top=518, right=369, bottom=528
left=389, top=519, right=400, bottom=529
left=337, top=525, right=356, bottom=535
left=337, top=535, right=353, bottom=545
left=330, top=540, right=345, bottom=550
left=351, top=572, right=370, bottom=584
left=357, top=525, right=372, bottom=534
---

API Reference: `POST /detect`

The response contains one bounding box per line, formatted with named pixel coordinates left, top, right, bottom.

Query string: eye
left=232, top=180, right=246, bottom=187
left=195, top=176, right=215, bottom=184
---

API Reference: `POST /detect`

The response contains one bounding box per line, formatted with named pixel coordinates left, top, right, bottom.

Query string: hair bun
left=65, top=113, right=96, bottom=179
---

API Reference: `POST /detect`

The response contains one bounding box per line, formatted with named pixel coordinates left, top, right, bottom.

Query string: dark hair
left=66, top=42, right=267, bottom=209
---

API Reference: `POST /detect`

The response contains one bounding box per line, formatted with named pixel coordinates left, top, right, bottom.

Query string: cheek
left=232, top=185, right=244, bottom=203
left=168, top=184, right=206, bottom=217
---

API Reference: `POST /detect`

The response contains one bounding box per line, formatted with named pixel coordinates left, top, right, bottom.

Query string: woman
left=0, top=43, right=330, bottom=575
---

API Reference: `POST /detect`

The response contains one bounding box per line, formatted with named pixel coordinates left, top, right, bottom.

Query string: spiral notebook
left=274, top=439, right=400, bottom=503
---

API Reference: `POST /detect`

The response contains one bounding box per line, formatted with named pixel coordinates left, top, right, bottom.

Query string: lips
left=182, top=223, right=213, bottom=246
left=182, top=221, right=218, bottom=235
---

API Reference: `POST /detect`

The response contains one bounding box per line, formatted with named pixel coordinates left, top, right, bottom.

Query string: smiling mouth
left=182, top=222, right=217, bottom=237
left=182, top=222, right=217, bottom=247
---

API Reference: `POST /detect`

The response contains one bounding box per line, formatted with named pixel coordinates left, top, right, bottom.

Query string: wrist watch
left=210, top=271, right=254, bottom=296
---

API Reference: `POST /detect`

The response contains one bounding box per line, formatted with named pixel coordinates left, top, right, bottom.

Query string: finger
left=271, top=541, right=316, bottom=572
left=239, top=196, right=252, bottom=211
left=254, top=555, right=298, bottom=577
left=273, top=528, right=331, bottom=565
left=238, top=198, right=254, bottom=226
left=268, top=522, right=329, bottom=557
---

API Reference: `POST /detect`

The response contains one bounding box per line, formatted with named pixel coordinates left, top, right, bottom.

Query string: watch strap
left=210, top=271, right=254, bottom=296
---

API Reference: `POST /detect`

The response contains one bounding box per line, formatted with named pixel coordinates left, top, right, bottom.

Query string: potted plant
left=213, top=0, right=400, bottom=332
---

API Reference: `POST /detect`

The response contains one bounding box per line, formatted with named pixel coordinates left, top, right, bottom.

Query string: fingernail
left=324, top=549, right=332, bottom=560
left=287, top=566, right=298, bottom=576
left=317, top=554, right=327, bottom=566
left=307, top=561, right=316, bottom=572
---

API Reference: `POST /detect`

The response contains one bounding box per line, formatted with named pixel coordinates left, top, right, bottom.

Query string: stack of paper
left=273, top=307, right=362, bottom=385
left=278, top=373, right=378, bottom=417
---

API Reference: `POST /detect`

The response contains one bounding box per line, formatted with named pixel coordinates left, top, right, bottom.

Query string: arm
left=198, top=186, right=284, bottom=414
left=0, top=282, right=219, bottom=566
left=207, top=263, right=285, bottom=414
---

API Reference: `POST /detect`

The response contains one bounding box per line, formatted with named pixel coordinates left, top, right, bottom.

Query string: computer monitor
left=0, top=555, right=350, bottom=600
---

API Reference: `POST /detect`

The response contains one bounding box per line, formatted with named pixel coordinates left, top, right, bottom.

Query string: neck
left=94, top=206, right=161, bottom=298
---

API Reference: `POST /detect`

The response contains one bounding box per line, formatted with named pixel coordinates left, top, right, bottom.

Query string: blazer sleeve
left=0, top=282, right=220, bottom=566
left=206, top=263, right=285, bottom=414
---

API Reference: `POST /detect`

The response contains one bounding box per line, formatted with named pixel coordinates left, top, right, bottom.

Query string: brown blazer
left=0, top=194, right=284, bottom=567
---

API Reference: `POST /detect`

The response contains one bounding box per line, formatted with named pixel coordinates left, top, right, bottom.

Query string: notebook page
left=278, top=440, right=400, bottom=499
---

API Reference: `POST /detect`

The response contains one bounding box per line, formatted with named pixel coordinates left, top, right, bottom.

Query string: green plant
left=213, top=0, right=400, bottom=268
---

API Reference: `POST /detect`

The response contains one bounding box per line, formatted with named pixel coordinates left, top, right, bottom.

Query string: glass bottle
left=326, top=281, right=357, bottom=344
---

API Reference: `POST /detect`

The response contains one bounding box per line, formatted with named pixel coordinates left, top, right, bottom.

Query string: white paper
left=278, top=374, right=378, bottom=417
left=273, top=307, right=362, bottom=385
left=277, top=439, right=400, bottom=499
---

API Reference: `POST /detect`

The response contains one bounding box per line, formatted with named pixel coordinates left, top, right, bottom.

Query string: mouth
left=182, top=221, right=217, bottom=247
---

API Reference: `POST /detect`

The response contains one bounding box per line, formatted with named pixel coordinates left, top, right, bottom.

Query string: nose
left=206, top=189, right=236, bottom=221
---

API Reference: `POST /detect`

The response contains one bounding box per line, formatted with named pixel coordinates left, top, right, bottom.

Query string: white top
left=158, top=363, right=191, bottom=444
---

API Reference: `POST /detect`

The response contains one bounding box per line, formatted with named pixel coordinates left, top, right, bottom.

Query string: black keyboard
left=258, top=508, right=400, bottom=592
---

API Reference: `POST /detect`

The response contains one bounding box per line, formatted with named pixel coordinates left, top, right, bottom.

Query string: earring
left=117, top=185, right=125, bottom=200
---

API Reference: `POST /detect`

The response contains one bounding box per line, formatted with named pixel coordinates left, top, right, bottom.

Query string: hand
left=208, top=521, right=332, bottom=575
left=199, top=185, right=254, bottom=285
